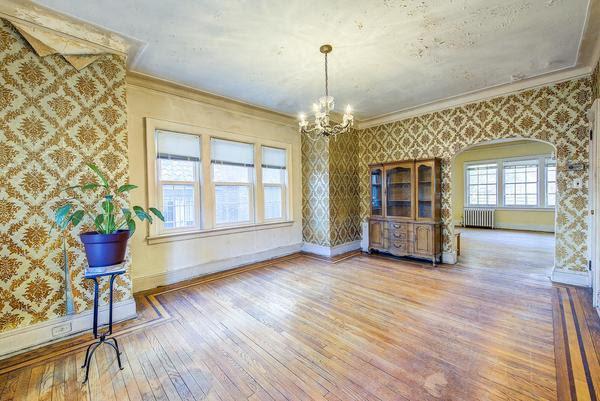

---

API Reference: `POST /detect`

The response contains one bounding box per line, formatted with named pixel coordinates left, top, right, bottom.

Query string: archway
left=448, top=138, right=557, bottom=272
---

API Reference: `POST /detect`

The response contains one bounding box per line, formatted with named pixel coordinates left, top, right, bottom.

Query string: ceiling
left=29, top=0, right=592, bottom=120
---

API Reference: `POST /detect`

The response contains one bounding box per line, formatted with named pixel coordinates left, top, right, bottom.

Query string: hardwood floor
left=0, top=242, right=599, bottom=400
left=457, top=227, right=555, bottom=271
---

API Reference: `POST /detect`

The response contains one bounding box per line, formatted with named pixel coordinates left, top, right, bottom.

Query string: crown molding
left=357, top=66, right=591, bottom=129
left=576, top=0, right=600, bottom=70
left=126, top=71, right=298, bottom=128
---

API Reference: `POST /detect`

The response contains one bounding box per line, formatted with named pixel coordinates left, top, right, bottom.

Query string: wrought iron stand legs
left=81, top=275, right=124, bottom=383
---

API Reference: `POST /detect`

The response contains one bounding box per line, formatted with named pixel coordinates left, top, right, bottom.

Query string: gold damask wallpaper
left=329, top=130, right=361, bottom=247
left=302, top=129, right=362, bottom=247
left=0, top=19, right=130, bottom=333
left=302, top=134, right=330, bottom=246
left=357, top=77, right=592, bottom=272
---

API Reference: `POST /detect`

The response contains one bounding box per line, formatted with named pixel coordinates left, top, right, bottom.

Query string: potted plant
left=54, top=163, right=164, bottom=268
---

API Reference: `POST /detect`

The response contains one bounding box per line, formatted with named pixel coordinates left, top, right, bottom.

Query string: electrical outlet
left=572, top=178, right=583, bottom=189
left=52, top=322, right=72, bottom=337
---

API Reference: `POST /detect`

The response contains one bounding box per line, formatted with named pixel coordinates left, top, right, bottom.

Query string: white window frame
left=545, top=159, right=557, bottom=207
left=261, top=146, right=287, bottom=222
left=156, top=157, right=202, bottom=233
left=464, top=154, right=556, bottom=210
left=211, top=139, right=256, bottom=227
left=465, top=163, right=498, bottom=207
left=145, top=118, right=293, bottom=242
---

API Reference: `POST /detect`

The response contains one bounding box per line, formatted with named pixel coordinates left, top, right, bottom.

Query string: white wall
left=127, top=77, right=303, bottom=292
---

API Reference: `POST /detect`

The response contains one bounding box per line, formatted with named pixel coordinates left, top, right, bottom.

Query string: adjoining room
left=1, top=0, right=600, bottom=400
left=452, top=139, right=557, bottom=274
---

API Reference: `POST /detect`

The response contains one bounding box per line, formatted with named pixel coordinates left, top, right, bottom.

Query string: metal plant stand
left=81, top=264, right=126, bottom=383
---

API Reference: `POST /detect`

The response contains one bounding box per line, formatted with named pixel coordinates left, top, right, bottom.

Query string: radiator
left=463, top=208, right=495, bottom=228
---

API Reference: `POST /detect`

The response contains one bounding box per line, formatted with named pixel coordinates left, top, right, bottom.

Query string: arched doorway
left=449, top=138, right=557, bottom=272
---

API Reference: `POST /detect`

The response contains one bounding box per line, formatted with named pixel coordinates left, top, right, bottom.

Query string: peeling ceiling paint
left=31, top=0, right=590, bottom=119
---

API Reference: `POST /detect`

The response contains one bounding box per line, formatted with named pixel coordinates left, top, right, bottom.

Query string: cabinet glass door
left=417, top=163, right=433, bottom=219
left=370, top=168, right=383, bottom=216
left=386, top=164, right=413, bottom=218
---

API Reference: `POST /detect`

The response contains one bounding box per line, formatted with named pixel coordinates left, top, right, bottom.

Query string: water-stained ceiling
left=31, top=0, right=591, bottom=119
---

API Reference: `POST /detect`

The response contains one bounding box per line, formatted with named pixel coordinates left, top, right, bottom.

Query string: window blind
left=261, top=146, right=286, bottom=170
left=156, top=130, right=201, bottom=161
left=211, top=138, right=254, bottom=167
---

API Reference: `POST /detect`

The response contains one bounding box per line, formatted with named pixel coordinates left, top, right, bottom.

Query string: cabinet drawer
left=389, top=240, right=409, bottom=255
left=390, top=230, right=408, bottom=240
left=389, top=222, right=408, bottom=230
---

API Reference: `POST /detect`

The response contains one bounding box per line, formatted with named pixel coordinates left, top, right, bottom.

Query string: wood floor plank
left=2, top=229, right=600, bottom=400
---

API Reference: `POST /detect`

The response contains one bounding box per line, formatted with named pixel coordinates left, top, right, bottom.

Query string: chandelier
left=299, top=44, right=354, bottom=139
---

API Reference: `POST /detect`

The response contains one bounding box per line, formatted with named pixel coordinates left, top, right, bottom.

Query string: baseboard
left=494, top=222, right=555, bottom=233
left=0, top=298, right=137, bottom=359
left=133, top=242, right=303, bottom=292
left=551, top=269, right=591, bottom=287
left=302, top=240, right=362, bottom=257
left=455, top=222, right=555, bottom=233
left=442, top=251, right=457, bottom=264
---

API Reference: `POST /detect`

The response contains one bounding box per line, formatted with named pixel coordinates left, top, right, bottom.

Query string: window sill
left=146, top=220, right=295, bottom=245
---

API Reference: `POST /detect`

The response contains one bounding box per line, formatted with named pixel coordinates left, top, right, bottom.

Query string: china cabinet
left=369, top=158, right=442, bottom=265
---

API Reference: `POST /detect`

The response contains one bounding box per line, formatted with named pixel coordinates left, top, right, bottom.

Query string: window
left=546, top=160, right=556, bottom=207
left=262, top=146, right=287, bottom=220
left=466, top=163, right=497, bottom=206
left=147, top=119, right=292, bottom=240
left=464, top=155, right=556, bottom=209
left=156, top=131, right=201, bottom=231
left=211, top=138, right=254, bottom=226
left=503, top=160, right=538, bottom=206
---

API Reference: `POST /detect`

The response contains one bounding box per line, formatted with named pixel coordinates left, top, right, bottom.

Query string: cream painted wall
left=452, top=140, right=556, bottom=232
left=127, top=79, right=302, bottom=291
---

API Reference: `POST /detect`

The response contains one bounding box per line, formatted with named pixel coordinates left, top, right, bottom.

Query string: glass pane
left=159, top=159, right=196, bottom=181
left=548, top=194, right=556, bottom=206
left=387, top=166, right=412, bottom=217
left=371, top=169, right=383, bottom=215
left=162, top=184, right=195, bottom=229
left=526, top=183, right=537, bottom=194
left=526, top=194, right=537, bottom=205
left=213, top=164, right=251, bottom=183
left=262, top=167, right=283, bottom=184
left=418, top=164, right=432, bottom=218
left=264, top=186, right=282, bottom=219
left=548, top=183, right=556, bottom=193
left=215, top=185, right=250, bottom=224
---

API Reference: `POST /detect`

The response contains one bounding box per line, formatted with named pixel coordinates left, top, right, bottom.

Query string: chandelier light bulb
left=345, top=104, right=352, bottom=114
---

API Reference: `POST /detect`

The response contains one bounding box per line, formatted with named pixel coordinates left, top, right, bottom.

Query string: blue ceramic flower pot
left=80, top=230, right=129, bottom=267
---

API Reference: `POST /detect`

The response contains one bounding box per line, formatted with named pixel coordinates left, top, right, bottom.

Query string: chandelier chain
left=325, top=52, right=328, bottom=98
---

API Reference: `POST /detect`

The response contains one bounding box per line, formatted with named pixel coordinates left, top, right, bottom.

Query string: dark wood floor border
left=553, top=285, right=600, bottom=400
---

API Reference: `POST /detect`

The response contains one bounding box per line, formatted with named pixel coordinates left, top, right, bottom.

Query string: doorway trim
left=588, top=99, right=600, bottom=306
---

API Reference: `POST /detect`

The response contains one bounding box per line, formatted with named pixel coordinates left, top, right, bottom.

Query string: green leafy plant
left=54, top=163, right=164, bottom=237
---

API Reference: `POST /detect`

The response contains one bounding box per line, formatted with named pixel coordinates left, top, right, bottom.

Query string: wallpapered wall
left=0, top=19, right=130, bottom=333
left=356, top=77, right=592, bottom=272
left=302, top=129, right=361, bottom=247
